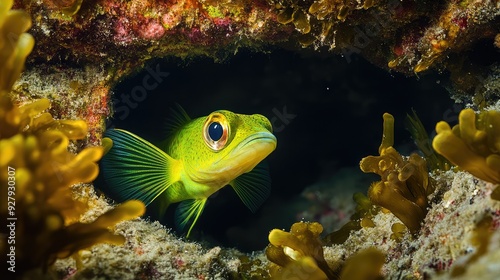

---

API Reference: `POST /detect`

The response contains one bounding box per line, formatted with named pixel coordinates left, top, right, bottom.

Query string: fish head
left=183, top=110, right=277, bottom=187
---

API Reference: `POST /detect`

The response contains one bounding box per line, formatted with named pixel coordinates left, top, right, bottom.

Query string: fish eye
left=208, top=122, right=223, bottom=141
left=203, top=113, right=229, bottom=151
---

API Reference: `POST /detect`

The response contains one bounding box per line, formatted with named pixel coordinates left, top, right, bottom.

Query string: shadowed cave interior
left=95, top=48, right=454, bottom=252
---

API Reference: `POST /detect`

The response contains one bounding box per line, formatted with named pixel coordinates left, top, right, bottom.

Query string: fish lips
left=215, top=131, right=277, bottom=174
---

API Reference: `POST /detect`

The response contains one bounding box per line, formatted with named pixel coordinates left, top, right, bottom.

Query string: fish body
left=100, top=106, right=277, bottom=236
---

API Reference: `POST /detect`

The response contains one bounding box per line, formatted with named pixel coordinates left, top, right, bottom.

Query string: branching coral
left=360, top=113, right=433, bottom=234
left=433, top=108, right=500, bottom=187
left=0, top=0, right=145, bottom=274
left=266, top=221, right=339, bottom=279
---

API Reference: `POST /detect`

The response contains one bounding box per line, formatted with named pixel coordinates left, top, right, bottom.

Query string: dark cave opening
left=95, top=49, right=454, bottom=252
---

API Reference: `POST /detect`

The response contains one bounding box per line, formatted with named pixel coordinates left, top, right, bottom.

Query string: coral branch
left=360, top=113, right=433, bottom=234
left=433, top=108, right=500, bottom=190
left=266, top=221, right=339, bottom=279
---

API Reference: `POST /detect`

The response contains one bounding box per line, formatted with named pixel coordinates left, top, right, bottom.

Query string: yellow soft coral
left=266, top=221, right=386, bottom=280
left=0, top=0, right=34, bottom=93
left=266, top=222, right=338, bottom=279
left=0, top=0, right=145, bottom=274
left=360, top=113, right=433, bottom=234
left=433, top=108, right=500, bottom=184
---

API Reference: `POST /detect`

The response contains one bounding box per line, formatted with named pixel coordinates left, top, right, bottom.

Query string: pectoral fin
left=100, top=129, right=181, bottom=206
left=230, top=162, right=271, bottom=213
left=174, top=198, right=207, bottom=238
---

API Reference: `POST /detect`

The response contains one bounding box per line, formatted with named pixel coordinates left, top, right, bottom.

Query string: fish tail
left=100, top=129, right=180, bottom=209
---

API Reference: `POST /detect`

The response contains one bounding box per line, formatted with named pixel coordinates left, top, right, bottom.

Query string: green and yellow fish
left=100, top=106, right=277, bottom=237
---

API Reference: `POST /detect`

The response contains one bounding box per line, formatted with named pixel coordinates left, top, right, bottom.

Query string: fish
left=100, top=105, right=277, bottom=237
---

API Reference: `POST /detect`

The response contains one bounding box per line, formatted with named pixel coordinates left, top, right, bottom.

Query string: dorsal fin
left=163, top=103, right=191, bottom=137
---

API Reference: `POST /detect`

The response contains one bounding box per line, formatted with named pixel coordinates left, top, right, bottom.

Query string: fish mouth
left=214, top=132, right=277, bottom=174
left=234, top=132, right=277, bottom=153
left=188, top=132, right=276, bottom=188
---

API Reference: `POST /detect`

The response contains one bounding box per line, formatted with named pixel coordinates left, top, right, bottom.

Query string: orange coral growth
left=433, top=108, right=500, bottom=185
left=0, top=0, right=145, bottom=274
left=0, top=0, right=34, bottom=93
left=267, top=221, right=386, bottom=280
left=360, top=113, right=433, bottom=234
left=266, top=221, right=339, bottom=279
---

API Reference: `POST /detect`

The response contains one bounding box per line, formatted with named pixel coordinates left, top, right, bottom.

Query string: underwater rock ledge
left=14, top=0, right=500, bottom=80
